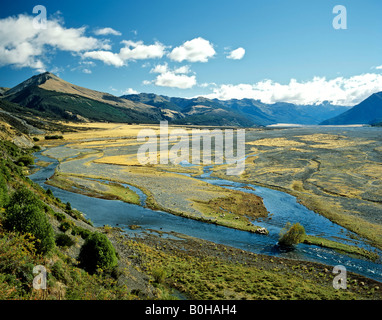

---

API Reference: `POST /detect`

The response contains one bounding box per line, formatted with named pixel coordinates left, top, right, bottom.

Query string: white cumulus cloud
left=227, top=47, right=245, bottom=60
left=83, top=40, right=166, bottom=67
left=119, top=40, right=166, bottom=61
left=94, top=27, right=122, bottom=36
left=83, top=51, right=124, bottom=67
left=0, top=14, right=108, bottom=71
left=168, top=37, right=216, bottom=63
left=122, top=88, right=139, bottom=95
left=203, top=73, right=382, bottom=106
left=155, top=72, right=196, bottom=89
left=147, top=63, right=196, bottom=89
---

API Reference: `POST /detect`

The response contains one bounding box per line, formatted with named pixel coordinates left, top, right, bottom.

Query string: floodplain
left=32, top=122, right=382, bottom=299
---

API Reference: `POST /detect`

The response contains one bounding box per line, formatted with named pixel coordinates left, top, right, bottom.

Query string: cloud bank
left=203, top=73, right=382, bottom=106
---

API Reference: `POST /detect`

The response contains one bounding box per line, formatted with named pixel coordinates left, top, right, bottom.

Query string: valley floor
left=29, top=122, right=382, bottom=299
left=37, top=123, right=382, bottom=249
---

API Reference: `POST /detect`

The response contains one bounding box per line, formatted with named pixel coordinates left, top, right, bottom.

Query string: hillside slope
left=321, top=92, right=382, bottom=125
left=2, top=72, right=164, bottom=124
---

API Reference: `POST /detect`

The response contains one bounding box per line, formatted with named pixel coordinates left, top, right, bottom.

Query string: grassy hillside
left=6, top=87, right=163, bottom=124
left=0, top=136, right=151, bottom=299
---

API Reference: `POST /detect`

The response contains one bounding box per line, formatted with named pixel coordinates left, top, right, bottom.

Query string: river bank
left=105, top=226, right=382, bottom=300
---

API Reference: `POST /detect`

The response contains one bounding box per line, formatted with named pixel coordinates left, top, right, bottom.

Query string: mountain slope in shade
left=320, top=92, right=382, bottom=125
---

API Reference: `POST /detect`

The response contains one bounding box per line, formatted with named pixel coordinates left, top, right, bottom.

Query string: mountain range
left=0, top=72, right=380, bottom=127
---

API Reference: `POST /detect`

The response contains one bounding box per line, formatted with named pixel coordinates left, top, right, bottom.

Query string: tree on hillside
left=4, top=187, right=55, bottom=254
left=78, top=232, right=118, bottom=274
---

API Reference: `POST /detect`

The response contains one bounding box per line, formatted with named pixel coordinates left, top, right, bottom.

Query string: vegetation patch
left=120, top=232, right=382, bottom=300
left=304, top=235, right=380, bottom=261
left=193, top=190, right=268, bottom=233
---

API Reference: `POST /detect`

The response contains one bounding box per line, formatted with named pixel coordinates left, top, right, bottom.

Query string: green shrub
left=78, top=232, right=118, bottom=273
left=45, top=135, right=64, bottom=140
left=0, top=233, right=37, bottom=295
left=46, top=188, right=54, bottom=198
left=72, top=226, right=92, bottom=239
left=65, top=202, right=72, bottom=211
left=0, top=173, right=9, bottom=207
left=278, top=222, right=306, bottom=247
left=152, top=267, right=167, bottom=284
left=4, top=187, right=55, bottom=254
left=59, top=220, right=74, bottom=232
left=33, top=137, right=40, bottom=142
left=16, top=155, right=34, bottom=166
left=53, top=211, right=66, bottom=221
left=51, top=260, right=68, bottom=284
left=55, top=233, right=75, bottom=248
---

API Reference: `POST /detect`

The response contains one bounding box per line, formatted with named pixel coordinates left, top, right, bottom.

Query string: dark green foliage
left=0, top=173, right=9, bottom=207
left=33, top=137, right=40, bottom=142
left=46, top=188, right=54, bottom=198
left=0, top=140, right=22, bottom=158
left=51, top=260, right=69, bottom=284
left=55, top=233, right=75, bottom=248
left=45, top=135, right=64, bottom=140
left=78, top=232, right=118, bottom=273
left=65, top=201, right=72, bottom=211
left=16, top=155, right=34, bottom=166
left=279, top=222, right=306, bottom=247
left=72, top=226, right=92, bottom=239
left=4, top=187, right=55, bottom=254
left=52, top=211, right=66, bottom=221
left=59, top=220, right=74, bottom=232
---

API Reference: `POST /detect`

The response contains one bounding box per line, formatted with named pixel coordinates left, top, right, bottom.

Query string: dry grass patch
left=297, top=134, right=375, bottom=149
left=246, top=137, right=306, bottom=147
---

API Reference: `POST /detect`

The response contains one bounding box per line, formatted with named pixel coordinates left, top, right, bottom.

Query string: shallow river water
left=29, top=150, right=382, bottom=282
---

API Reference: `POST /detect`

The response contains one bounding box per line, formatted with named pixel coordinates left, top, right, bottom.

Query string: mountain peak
left=5, top=71, right=61, bottom=96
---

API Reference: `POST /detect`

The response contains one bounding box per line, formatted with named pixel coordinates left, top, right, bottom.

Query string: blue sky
left=1, top=0, right=382, bottom=105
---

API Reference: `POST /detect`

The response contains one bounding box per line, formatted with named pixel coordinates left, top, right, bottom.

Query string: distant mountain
left=123, top=93, right=350, bottom=126
left=320, top=92, right=382, bottom=125
left=120, top=94, right=255, bottom=126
